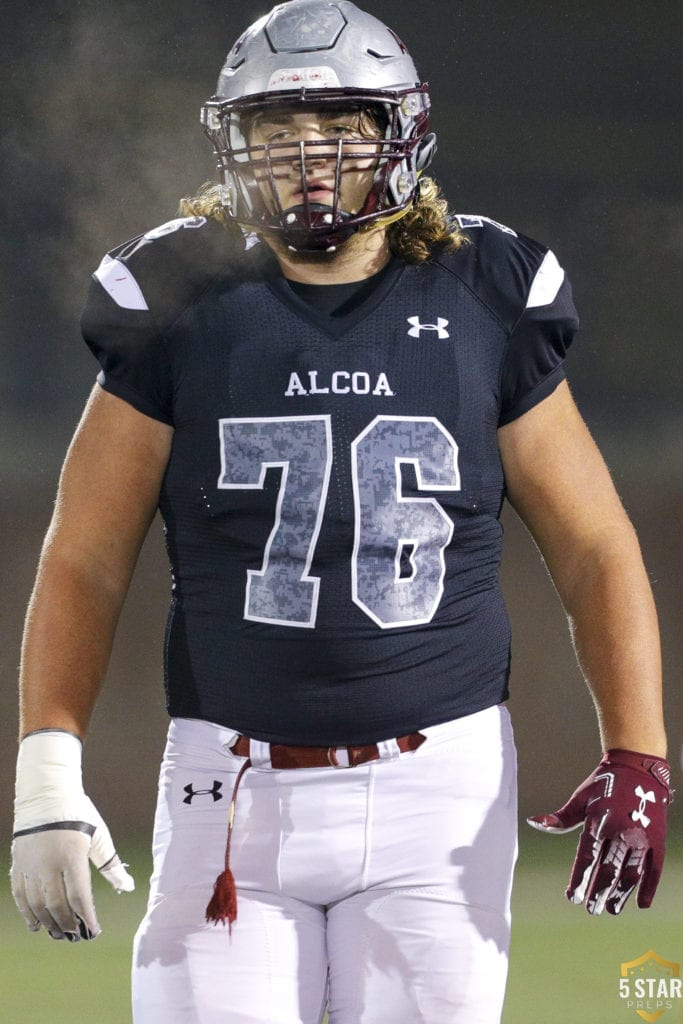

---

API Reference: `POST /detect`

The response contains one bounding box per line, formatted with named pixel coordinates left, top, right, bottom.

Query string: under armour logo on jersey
left=183, top=781, right=223, bottom=804
left=406, top=316, right=450, bottom=339
left=631, top=785, right=656, bottom=828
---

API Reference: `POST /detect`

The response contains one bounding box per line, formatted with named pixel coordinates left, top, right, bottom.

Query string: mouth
left=294, top=181, right=336, bottom=205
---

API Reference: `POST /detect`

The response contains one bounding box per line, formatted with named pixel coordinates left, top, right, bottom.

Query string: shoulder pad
left=454, top=213, right=519, bottom=238
left=91, top=215, right=254, bottom=325
left=440, top=214, right=566, bottom=331
left=81, top=216, right=264, bottom=424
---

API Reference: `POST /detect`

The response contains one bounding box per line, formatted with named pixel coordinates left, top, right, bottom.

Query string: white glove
left=11, top=730, right=135, bottom=941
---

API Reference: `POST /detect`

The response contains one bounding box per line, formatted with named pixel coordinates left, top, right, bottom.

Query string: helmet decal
left=265, top=4, right=347, bottom=52
left=266, top=66, right=342, bottom=90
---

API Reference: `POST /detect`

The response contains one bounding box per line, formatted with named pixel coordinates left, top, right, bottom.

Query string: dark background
left=1, top=0, right=681, bottom=847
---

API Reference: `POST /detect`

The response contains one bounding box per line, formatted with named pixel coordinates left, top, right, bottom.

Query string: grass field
left=2, top=830, right=681, bottom=1023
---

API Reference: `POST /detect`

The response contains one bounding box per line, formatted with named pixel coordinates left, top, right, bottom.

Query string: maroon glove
left=527, top=749, right=672, bottom=915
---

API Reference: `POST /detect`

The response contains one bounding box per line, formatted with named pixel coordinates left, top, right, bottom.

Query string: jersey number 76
left=218, top=414, right=461, bottom=630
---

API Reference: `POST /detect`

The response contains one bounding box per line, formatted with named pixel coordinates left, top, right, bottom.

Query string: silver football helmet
left=201, top=0, right=436, bottom=251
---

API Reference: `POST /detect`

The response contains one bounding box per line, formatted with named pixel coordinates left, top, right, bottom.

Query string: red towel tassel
left=206, top=758, right=252, bottom=932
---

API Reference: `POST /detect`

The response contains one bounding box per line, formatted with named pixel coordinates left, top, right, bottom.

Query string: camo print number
left=218, top=416, right=332, bottom=628
left=351, top=416, right=460, bottom=627
left=218, top=415, right=460, bottom=629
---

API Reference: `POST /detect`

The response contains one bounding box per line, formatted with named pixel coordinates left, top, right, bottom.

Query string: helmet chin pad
left=272, top=203, right=356, bottom=252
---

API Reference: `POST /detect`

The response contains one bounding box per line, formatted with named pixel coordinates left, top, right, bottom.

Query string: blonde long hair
left=177, top=175, right=465, bottom=264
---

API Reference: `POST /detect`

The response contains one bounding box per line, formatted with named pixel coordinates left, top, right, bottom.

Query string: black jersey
left=82, top=213, right=578, bottom=745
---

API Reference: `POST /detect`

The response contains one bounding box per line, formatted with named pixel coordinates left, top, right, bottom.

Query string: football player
left=11, top=2, right=670, bottom=1023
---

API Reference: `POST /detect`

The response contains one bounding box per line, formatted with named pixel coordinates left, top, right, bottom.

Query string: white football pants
left=132, top=706, right=518, bottom=1024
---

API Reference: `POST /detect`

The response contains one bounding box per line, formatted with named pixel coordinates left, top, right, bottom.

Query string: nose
left=287, top=129, right=340, bottom=169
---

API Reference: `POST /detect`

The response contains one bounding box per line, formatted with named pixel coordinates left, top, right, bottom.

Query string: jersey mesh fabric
left=82, top=216, right=578, bottom=744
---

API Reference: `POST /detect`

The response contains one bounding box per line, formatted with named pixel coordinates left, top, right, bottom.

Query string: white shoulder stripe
left=526, top=249, right=565, bottom=309
left=94, top=254, right=149, bottom=311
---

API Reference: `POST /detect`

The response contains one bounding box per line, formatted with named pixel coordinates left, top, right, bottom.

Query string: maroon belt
left=229, top=731, right=426, bottom=768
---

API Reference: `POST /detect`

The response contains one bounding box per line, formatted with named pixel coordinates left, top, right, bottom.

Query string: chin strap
left=364, top=203, right=413, bottom=234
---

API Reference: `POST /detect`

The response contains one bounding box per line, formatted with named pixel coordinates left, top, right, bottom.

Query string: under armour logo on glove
left=406, top=316, right=449, bottom=339
left=528, top=748, right=672, bottom=916
left=183, top=781, right=223, bottom=804
left=632, top=785, right=656, bottom=827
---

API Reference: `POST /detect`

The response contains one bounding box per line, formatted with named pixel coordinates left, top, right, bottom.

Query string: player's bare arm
left=19, top=384, right=173, bottom=739
left=12, top=385, right=172, bottom=941
left=499, top=380, right=670, bottom=915
left=498, top=379, right=665, bottom=757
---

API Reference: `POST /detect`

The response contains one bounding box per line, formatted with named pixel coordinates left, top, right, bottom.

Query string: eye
left=266, top=128, right=294, bottom=143
left=249, top=120, right=296, bottom=145
left=325, top=123, right=361, bottom=138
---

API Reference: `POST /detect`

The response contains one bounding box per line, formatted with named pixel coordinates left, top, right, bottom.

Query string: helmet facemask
left=202, top=88, right=434, bottom=252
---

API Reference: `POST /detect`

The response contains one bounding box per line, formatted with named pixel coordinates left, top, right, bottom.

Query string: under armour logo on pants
left=183, top=781, right=223, bottom=804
